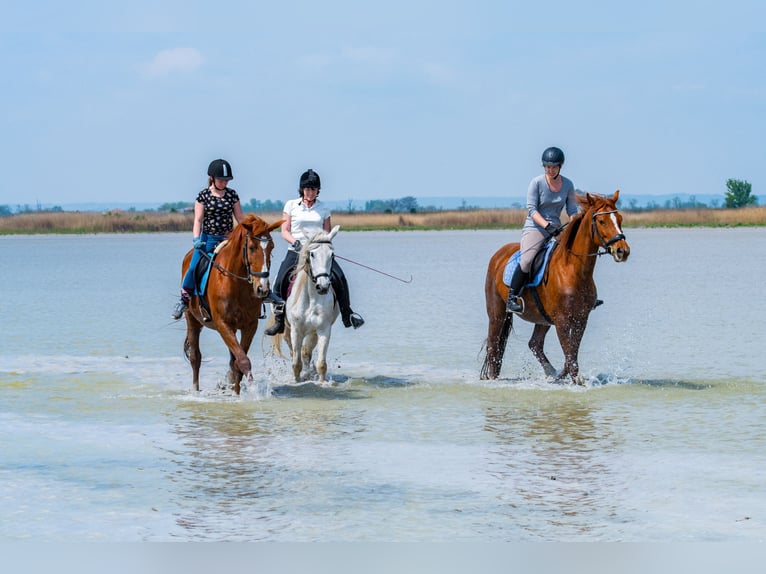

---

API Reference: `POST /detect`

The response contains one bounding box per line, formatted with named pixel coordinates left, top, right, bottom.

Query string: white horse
left=271, top=226, right=341, bottom=383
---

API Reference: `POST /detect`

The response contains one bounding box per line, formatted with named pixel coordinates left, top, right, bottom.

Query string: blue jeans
left=182, top=233, right=226, bottom=294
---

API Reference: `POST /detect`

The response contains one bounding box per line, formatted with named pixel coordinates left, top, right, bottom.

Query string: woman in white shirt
left=264, top=169, right=364, bottom=336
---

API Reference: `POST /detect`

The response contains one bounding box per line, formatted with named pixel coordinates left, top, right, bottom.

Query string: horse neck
left=218, top=234, right=247, bottom=273
left=559, top=210, right=599, bottom=272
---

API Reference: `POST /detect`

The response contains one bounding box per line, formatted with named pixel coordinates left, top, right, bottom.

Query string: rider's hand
left=545, top=223, right=562, bottom=238
left=193, top=237, right=205, bottom=250
left=292, top=240, right=302, bottom=251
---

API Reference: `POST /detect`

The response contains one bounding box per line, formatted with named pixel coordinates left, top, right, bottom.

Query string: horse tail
left=266, top=324, right=290, bottom=359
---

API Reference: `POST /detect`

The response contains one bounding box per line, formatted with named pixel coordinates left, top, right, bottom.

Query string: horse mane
left=561, top=193, right=615, bottom=251
left=291, top=229, right=334, bottom=287
left=562, top=203, right=587, bottom=251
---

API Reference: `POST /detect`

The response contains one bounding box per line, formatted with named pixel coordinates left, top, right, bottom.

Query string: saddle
left=191, top=251, right=215, bottom=321
left=503, top=239, right=557, bottom=288
left=190, top=240, right=269, bottom=322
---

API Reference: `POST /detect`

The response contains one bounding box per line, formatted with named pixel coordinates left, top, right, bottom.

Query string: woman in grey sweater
left=506, top=147, right=580, bottom=313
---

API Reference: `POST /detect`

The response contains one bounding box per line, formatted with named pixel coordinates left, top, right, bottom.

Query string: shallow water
left=1, top=228, right=764, bottom=541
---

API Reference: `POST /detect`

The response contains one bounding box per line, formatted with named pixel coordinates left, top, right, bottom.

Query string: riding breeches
left=272, top=251, right=353, bottom=319
left=272, top=250, right=299, bottom=300
left=182, top=233, right=226, bottom=293
left=519, top=227, right=546, bottom=273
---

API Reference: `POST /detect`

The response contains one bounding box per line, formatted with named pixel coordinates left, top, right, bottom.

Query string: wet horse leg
left=315, top=328, right=332, bottom=383
left=185, top=316, right=203, bottom=392
left=216, top=323, right=252, bottom=394
left=528, top=323, right=557, bottom=378
left=301, top=331, right=318, bottom=381
left=289, top=327, right=305, bottom=382
left=555, top=316, right=588, bottom=384
left=482, top=281, right=511, bottom=380
left=227, top=326, right=257, bottom=395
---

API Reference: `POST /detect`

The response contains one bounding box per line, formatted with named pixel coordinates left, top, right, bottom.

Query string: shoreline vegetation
left=1, top=206, right=766, bottom=235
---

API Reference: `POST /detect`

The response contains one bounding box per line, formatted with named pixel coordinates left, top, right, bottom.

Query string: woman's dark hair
left=298, top=169, right=321, bottom=196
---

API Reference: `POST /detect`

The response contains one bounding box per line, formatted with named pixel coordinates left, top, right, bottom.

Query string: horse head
left=237, top=214, right=285, bottom=298
left=299, top=225, right=340, bottom=295
left=580, top=190, right=630, bottom=262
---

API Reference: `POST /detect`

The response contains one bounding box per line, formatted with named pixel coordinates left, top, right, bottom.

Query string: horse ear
left=328, top=225, right=340, bottom=240
left=612, top=189, right=620, bottom=202
left=269, top=219, right=286, bottom=233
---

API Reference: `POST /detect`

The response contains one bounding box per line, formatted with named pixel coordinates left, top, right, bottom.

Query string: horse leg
left=315, top=330, right=332, bottom=383
left=216, top=325, right=252, bottom=393
left=302, top=331, right=318, bottom=381
left=289, top=328, right=304, bottom=382
left=227, top=327, right=257, bottom=395
left=555, top=316, right=588, bottom=385
left=482, top=281, right=512, bottom=380
left=529, top=324, right=558, bottom=378
left=184, top=316, right=203, bottom=391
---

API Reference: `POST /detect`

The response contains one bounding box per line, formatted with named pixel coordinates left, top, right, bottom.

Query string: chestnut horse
left=481, top=191, right=630, bottom=383
left=181, top=214, right=284, bottom=394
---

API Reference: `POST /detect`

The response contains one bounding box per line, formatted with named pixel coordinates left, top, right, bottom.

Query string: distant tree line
left=1, top=180, right=757, bottom=216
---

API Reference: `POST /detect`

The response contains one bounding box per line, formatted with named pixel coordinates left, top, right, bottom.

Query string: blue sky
left=2, top=0, right=764, bottom=208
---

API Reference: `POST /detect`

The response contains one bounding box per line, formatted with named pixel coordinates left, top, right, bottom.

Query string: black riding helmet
left=542, top=147, right=565, bottom=167
left=299, top=169, right=321, bottom=194
left=208, top=159, right=234, bottom=181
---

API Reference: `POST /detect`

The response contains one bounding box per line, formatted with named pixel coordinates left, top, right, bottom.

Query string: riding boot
left=331, top=267, right=364, bottom=329
left=264, top=303, right=285, bottom=336
left=171, top=289, right=192, bottom=320
left=506, top=266, right=529, bottom=314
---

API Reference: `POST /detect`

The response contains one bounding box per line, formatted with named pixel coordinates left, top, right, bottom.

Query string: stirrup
left=349, top=313, right=364, bottom=329
left=506, top=296, right=524, bottom=314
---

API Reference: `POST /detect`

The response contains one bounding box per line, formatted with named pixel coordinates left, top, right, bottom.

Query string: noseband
left=213, top=233, right=272, bottom=283
left=591, top=209, right=626, bottom=254
left=305, top=239, right=334, bottom=286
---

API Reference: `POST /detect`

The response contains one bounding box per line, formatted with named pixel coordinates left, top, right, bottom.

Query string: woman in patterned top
left=171, top=158, right=247, bottom=320
left=264, top=168, right=364, bottom=336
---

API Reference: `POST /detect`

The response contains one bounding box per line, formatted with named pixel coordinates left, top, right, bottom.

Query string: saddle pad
left=502, top=240, right=556, bottom=287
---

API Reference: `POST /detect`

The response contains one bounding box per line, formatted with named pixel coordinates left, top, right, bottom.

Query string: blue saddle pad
left=194, top=253, right=215, bottom=297
left=503, top=240, right=556, bottom=287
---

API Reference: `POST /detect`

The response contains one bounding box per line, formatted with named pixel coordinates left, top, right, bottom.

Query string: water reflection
left=484, top=398, right=622, bottom=540
left=164, top=399, right=366, bottom=540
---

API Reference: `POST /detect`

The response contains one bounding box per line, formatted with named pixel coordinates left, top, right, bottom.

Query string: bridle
left=304, top=238, right=334, bottom=287
left=591, top=209, right=626, bottom=256
left=211, top=233, right=272, bottom=283
left=563, top=208, right=626, bottom=258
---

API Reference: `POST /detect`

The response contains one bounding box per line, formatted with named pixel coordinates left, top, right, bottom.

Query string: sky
left=2, top=0, right=764, bottom=208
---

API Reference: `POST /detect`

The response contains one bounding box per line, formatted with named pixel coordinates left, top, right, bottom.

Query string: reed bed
left=1, top=206, right=765, bottom=235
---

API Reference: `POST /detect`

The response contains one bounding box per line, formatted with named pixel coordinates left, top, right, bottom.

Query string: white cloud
left=141, top=47, right=204, bottom=78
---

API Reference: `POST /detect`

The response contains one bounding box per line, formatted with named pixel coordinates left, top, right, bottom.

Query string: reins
left=211, top=233, right=272, bottom=283
left=561, top=209, right=624, bottom=258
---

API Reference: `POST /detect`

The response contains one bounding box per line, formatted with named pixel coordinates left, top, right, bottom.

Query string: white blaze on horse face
left=254, top=237, right=272, bottom=294
left=608, top=212, right=629, bottom=262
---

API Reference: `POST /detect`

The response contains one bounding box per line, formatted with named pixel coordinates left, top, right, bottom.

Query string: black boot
left=264, top=303, right=285, bottom=336
left=331, top=263, right=364, bottom=329
left=506, top=266, right=529, bottom=313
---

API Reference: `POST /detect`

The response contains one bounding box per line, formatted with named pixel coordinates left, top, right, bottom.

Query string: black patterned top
left=196, top=187, right=240, bottom=235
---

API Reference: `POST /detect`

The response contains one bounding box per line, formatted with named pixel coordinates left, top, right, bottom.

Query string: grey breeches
left=519, top=228, right=546, bottom=273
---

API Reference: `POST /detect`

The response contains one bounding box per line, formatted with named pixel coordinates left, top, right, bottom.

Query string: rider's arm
left=193, top=201, right=204, bottom=238
left=232, top=200, right=246, bottom=225
left=323, top=215, right=332, bottom=232
left=281, top=213, right=297, bottom=245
